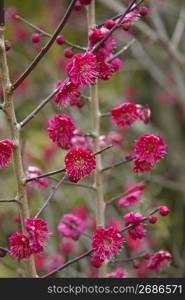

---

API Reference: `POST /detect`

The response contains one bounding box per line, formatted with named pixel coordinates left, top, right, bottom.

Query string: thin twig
left=100, top=112, right=110, bottom=118
left=93, top=144, right=112, bottom=156
left=20, top=82, right=65, bottom=128
left=63, top=181, right=95, bottom=190
left=92, top=0, right=143, bottom=53
left=26, top=168, right=66, bottom=183
left=34, top=175, right=66, bottom=219
left=97, top=0, right=144, bottom=28
left=102, top=157, right=134, bottom=173
left=170, top=8, right=185, bottom=49
left=49, top=177, right=95, bottom=189
left=0, top=198, right=16, bottom=203
left=0, top=0, right=4, bottom=26
left=0, top=246, right=10, bottom=253
left=141, top=174, right=185, bottom=192
left=107, top=39, right=136, bottom=63
left=121, top=208, right=159, bottom=233
left=42, top=207, right=158, bottom=278
left=106, top=183, right=144, bottom=206
left=41, top=249, right=93, bottom=278
left=16, top=15, right=86, bottom=51
left=12, top=0, right=78, bottom=91
left=111, top=254, right=145, bottom=264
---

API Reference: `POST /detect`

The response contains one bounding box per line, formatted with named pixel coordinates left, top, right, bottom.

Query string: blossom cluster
left=91, top=227, right=123, bottom=268
left=9, top=218, right=49, bottom=259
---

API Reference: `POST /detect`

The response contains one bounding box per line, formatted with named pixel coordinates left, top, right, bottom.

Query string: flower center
left=103, top=238, right=112, bottom=245
left=75, top=159, right=84, bottom=168
left=80, top=65, right=88, bottom=74
left=146, top=144, right=154, bottom=152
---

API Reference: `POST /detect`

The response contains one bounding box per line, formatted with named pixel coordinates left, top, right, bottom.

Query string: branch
left=0, top=246, right=10, bottom=254
left=0, top=198, right=16, bottom=203
left=92, top=0, right=142, bottom=53
left=0, top=0, right=4, bottom=26
left=20, top=82, right=65, bottom=128
left=0, top=2, right=37, bottom=277
left=93, top=144, right=112, bottom=156
left=170, top=8, right=185, bottom=49
left=101, top=157, right=134, bottom=173
left=26, top=145, right=112, bottom=183
left=120, top=208, right=159, bottom=233
left=42, top=249, right=93, bottom=278
left=12, top=0, right=78, bottom=91
left=62, top=181, right=95, bottom=190
left=26, top=168, right=66, bottom=183
left=97, top=0, right=144, bottom=29
left=34, top=175, right=66, bottom=219
left=107, top=39, right=136, bottom=63
left=106, top=183, right=144, bottom=206
left=41, top=208, right=159, bottom=278
left=49, top=177, right=95, bottom=189
left=100, top=112, right=110, bottom=118
left=16, top=15, right=86, bottom=51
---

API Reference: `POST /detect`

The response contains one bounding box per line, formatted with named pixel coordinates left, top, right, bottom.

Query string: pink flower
left=149, top=215, right=158, bottom=224
left=26, top=166, right=48, bottom=189
left=107, top=218, right=121, bottom=229
left=25, top=218, right=49, bottom=243
left=65, top=148, right=96, bottom=183
left=124, top=181, right=146, bottom=192
left=147, top=250, right=172, bottom=272
left=107, top=131, right=125, bottom=147
left=89, top=27, right=115, bottom=58
left=43, top=142, right=57, bottom=162
left=25, top=218, right=49, bottom=253
left=90, top=255, right=104, bottom=268
left=71, top=130, right=93, bottom=151
left=111, top=103, right=139, bottom=128
left=0, top=139, right=13, bottom=168
left=136, top=105, right=151, bottom=124
left=118, top=190, right=142, bottom=208
left=79, top=0, right=92, bottom=5
left=59, top=238, right=76, bottom=256
left=88, top=28, right=104, bottom=46
left=124, top=213, right=145, bottom=240
left=120, top=6, right=139, bottom=30
left=43, top=253, right=64, bottom=272
left=159, top=206, right=170, bottom=216
left=136, top=261, right=151, bottom=278
left=9, top=219, right=49, bottom=259
left=134, top=134, right=166, bottom=164
left=73, top=206, right=88, bottom=220
left=104, top=19, right=116, bottom=30
left=111, top=58, right=122, bottom=72
left=124, top=212, right=143, bottom=225
left=99, top=135, right=107, bottom=149
left=133, top=159, right=154, bottom=173
left=92, top=227, right=123, bottom=260
left=66, top=52, right=99, bottom=88
left=106, top=267, right=127, bottom=278
left=126, top=234, right=143, bottom=251
left=97, top=59, right=114, bottom=80
left=57, top=213, right=85, bottom=240
left=9, top=232, right=33, bottom=259
left=48, top=114, right=76, bottom=150
left=34, top=253, right=44, bottom=270
left=54, top=80, right=81, bottom=107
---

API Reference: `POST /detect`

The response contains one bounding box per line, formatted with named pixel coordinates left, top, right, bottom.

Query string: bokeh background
left=0, top=0, right=185, bottom=277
